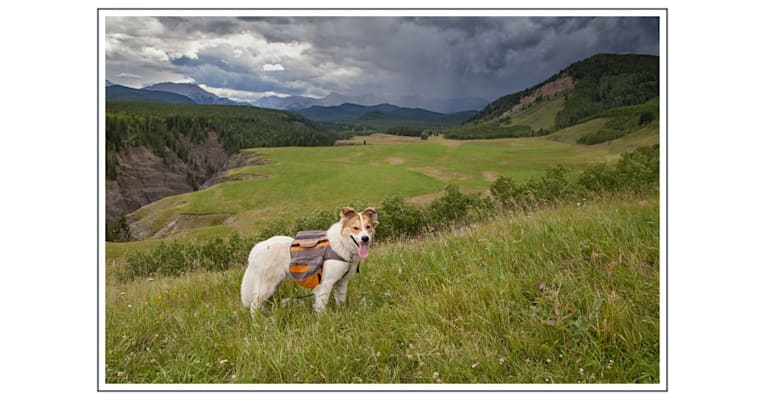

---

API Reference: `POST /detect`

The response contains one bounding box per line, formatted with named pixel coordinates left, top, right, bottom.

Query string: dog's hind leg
left=250, top=267, right=288, bottom=315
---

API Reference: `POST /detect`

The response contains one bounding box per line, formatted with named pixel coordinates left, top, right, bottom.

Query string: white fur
left=240, top=220, right=362, bottom=314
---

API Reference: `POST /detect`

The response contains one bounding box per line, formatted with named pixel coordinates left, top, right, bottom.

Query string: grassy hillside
left=112, top=133, right=652, bottom=246
left=105, top=194, right=659, bottom=384
left=453, top=54, right=659, bottom=140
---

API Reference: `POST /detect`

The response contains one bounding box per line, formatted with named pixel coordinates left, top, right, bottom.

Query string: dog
left=241, top=206, right=378, bottom=314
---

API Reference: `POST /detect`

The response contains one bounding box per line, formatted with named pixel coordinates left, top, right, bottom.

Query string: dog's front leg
left=312, top=285, right=332, bottom=313
left=333, top=266, right=355, bottom=307
left=312, top=279, right=334, bottom=313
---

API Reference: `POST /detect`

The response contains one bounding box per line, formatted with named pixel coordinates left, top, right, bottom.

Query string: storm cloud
left=105, top=16, right=659, bottom=105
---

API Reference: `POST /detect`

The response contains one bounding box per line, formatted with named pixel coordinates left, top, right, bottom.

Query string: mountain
left=397, top=95, right=489, bottom=114
left=297, top=103, right=400, bottom=121
left=469, top=53, right=659, bottom=127
left=253, top=95, right=322, bottom=110
left=143, top=82, right=249, bottom=106
left=296, top=102, right=478, bottom=130
left=448, top=53, right=659, bottom=141
left=106, top=84, right=196, bottom=104
left=253, top=92, right=486, bottom=113
left=253, top=92, right=386, bottom=111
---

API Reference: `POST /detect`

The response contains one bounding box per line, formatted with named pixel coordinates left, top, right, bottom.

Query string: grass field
left=106, top=130, right=658, bottom=269
left=105, top=194, right=659, bottom=384
left=117, top=130, right=656, bottom=242
left=502, top=96, right=565, bottom=132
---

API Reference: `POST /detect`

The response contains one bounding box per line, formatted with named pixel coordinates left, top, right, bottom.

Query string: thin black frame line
left=97, top=8, right=668, bottom=392
left=96, top=7, right=101, bottom=393
left=664, top=7, right=670, bottom=393
left=97, top=8, right=667, bottom=10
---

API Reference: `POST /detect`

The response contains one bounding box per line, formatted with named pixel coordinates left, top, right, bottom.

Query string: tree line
left=105, top=102, right=336, bottom=180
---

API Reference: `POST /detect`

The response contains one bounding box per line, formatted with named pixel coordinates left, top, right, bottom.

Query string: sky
left=105, top=16, right=659, bottom=105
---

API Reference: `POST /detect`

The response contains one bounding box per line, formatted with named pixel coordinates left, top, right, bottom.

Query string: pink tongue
left=358, top=243, right=369, bottom=259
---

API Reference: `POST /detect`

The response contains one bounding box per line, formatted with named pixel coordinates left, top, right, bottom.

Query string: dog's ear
left=341, top=206, right=357, bottom=220
left=362, top=207, right=378, bottom=226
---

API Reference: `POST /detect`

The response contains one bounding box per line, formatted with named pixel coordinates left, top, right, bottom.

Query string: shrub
left=639, top=111, right=655, bottom=125
left=291, top=209, right=338, bottom=233
left=527, top=165, right=573, bottom=202
left=376, top=195, right=426, bottom=240
left=490, top=176, right=523, bottom=209
left=614, top=144, right=660, bottom=191
left=577, top=144, right=659, bottom=193
left=578, top=162, right=619, bottom=192
left=426, top=184, right=481, bottom=230
left=119, top=233, right=253, bottom=281
left=106, top=214, right=131, bottom=242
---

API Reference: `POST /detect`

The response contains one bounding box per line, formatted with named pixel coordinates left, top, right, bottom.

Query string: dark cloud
left=105, top=15, right=659, bottom=106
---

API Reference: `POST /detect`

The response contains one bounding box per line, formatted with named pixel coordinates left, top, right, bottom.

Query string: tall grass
left=105, top=195, right=659, bottom=384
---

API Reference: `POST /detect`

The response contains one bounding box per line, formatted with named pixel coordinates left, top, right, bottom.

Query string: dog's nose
left=361, top=235, right=370, bottom=243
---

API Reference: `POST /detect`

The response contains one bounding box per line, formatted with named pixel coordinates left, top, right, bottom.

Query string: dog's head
left=340, top=206, right=378, bottom=259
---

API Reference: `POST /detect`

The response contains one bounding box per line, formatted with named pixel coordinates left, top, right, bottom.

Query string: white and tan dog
left=241, top=207, right=378, bottom=314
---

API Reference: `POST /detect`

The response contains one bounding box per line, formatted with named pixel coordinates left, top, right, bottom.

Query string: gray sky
left=105, top=16, right=659, bottom=104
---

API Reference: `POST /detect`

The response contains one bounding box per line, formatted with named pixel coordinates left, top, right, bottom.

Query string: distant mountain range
left=295, top=102, right=478, bottom=130
left=105, top=84, right=197, bottom=104
left=105, top=82, right=249, bottom=106
left=254, top=92, right=488, bottom=114
left=143, top=82, right=249, bottom=106
left=253, top=92, right=386, bottom=111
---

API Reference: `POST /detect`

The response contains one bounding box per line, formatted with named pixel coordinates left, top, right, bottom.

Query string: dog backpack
left=289, top=230, right=348, bottom=288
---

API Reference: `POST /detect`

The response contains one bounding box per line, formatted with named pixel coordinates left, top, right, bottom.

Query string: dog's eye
left=366, top=225, right=371, bottom=229
left=353, top=226, right=360, bottom=231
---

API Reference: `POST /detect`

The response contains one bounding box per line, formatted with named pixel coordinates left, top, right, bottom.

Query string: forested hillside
left=452, top=54, right=659, bottom=140
left=105, top=102, right=333, bottom=180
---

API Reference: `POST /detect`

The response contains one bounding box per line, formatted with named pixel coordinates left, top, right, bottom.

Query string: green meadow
left=104, top=121, right=660, bottom=385
left=112, top=131, right=657, bottom=265
left=105, top=195, right=659, bottom=384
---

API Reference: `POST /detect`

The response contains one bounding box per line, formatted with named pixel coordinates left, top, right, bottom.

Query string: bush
left=120, top=233, right=253, bottom=281
left=426, top=184, right=482, bottom=230
left=490, top=176, right=523, bottom=209
left=577, top=144, right=659, bottom=193
left=106, top=214, right=131, bottom=242
left=376, top=195, right=426, bottom=240
left=639, top=111, right=655, bottom=125
left=527, top=165, right=573, bottom=202
left=290, top=209, right=338, bottom=234
left=578, top=162, right=619, bottom=192
left=491, top=165, right=576, bottom=211
left=614, top=144, right=660, bottom=191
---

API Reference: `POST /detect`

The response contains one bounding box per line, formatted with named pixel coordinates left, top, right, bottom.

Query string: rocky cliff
left=105, top=131, right=228, bottom=224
